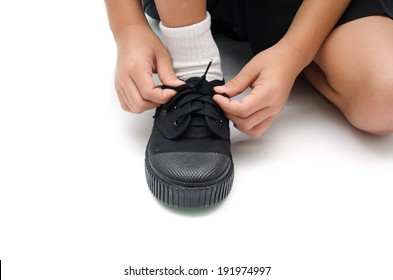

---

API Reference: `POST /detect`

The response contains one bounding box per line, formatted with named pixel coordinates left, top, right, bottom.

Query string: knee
left=344, top=77, right=393, bottom=135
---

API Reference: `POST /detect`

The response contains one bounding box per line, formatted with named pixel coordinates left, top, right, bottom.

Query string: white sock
left=159, top=12, right=223, bottom=81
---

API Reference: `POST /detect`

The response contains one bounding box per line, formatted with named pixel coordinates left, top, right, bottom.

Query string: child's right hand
left=114, top=24, right=184, bottom=113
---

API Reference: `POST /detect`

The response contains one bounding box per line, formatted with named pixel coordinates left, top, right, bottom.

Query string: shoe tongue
left=184, top=125, right=213, bottom=139
left=183, top=119, right=230, bottom=139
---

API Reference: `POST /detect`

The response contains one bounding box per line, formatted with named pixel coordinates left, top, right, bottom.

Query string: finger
left=156, top=50, right=184, bottom=87
left=115, top=85, right=131, bottom=112
left=213, top=94, right=244, bottom=116
left=247, top=116, right=276, bottom=137
left=235, top=116, right=275, bottom=138
left=131, top=69, right=172, bottom=104
left=156, top=52, right=185, bottom=101
left=226, top=107, right=273, bottom=132
left=213, top=87, right=268, bottom=118
left=123, top=78, right=159, bottom=113
left=214, top=62, right=258, bottom=97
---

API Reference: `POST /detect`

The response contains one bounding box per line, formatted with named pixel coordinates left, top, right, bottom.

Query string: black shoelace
left=158, top=61, right=228, bottom=127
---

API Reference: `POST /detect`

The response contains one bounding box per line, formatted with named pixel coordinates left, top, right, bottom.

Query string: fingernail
left=215, top=85, right=226, bottom=92
left=163, top=89, right=177, bottom=95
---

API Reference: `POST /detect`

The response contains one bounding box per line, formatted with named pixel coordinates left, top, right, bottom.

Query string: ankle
left=159, top=12, right=223, bottom=81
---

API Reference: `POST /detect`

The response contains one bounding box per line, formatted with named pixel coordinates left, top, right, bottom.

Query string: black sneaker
left=145, top=63, right=234, bottom=208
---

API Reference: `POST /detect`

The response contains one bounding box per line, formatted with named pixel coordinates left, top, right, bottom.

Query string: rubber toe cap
left=148, top=152, right=231, bottom=185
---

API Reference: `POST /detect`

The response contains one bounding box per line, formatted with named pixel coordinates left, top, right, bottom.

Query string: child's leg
left=304, top=15, right=393, bottom=135
left=154, top=0, right=223, bottom=81
left=154, top=0, right=206, bottom=27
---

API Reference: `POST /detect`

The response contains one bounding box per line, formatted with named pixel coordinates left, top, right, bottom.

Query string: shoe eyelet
left=174, top=120, right=179, bottom=126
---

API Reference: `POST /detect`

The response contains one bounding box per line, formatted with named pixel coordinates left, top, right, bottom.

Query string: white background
left=1, top=1, right=392, bottom=279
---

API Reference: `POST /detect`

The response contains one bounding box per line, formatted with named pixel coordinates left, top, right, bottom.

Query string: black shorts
left=142, top=0, right=393, bottom=54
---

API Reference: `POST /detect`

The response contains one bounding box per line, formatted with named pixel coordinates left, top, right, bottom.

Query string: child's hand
left=114, top=24, right=184, bottom=113
left=214, top=42, right=304, bottom=137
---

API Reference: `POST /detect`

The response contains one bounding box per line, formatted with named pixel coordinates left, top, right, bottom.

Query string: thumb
left=214, top=63, right=258, bottom=97
left=156, top=51, right=184, bottom=87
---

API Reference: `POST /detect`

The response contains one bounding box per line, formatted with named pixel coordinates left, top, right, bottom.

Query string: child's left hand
left=214, top=41, right=305, bottom=137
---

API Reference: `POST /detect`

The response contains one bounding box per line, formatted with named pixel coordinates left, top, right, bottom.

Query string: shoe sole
left=145, top=159, right=234, bottom=208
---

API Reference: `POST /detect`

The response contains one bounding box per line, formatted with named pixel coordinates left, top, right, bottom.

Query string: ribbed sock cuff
left=159, top=12, right=223, bottom=81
